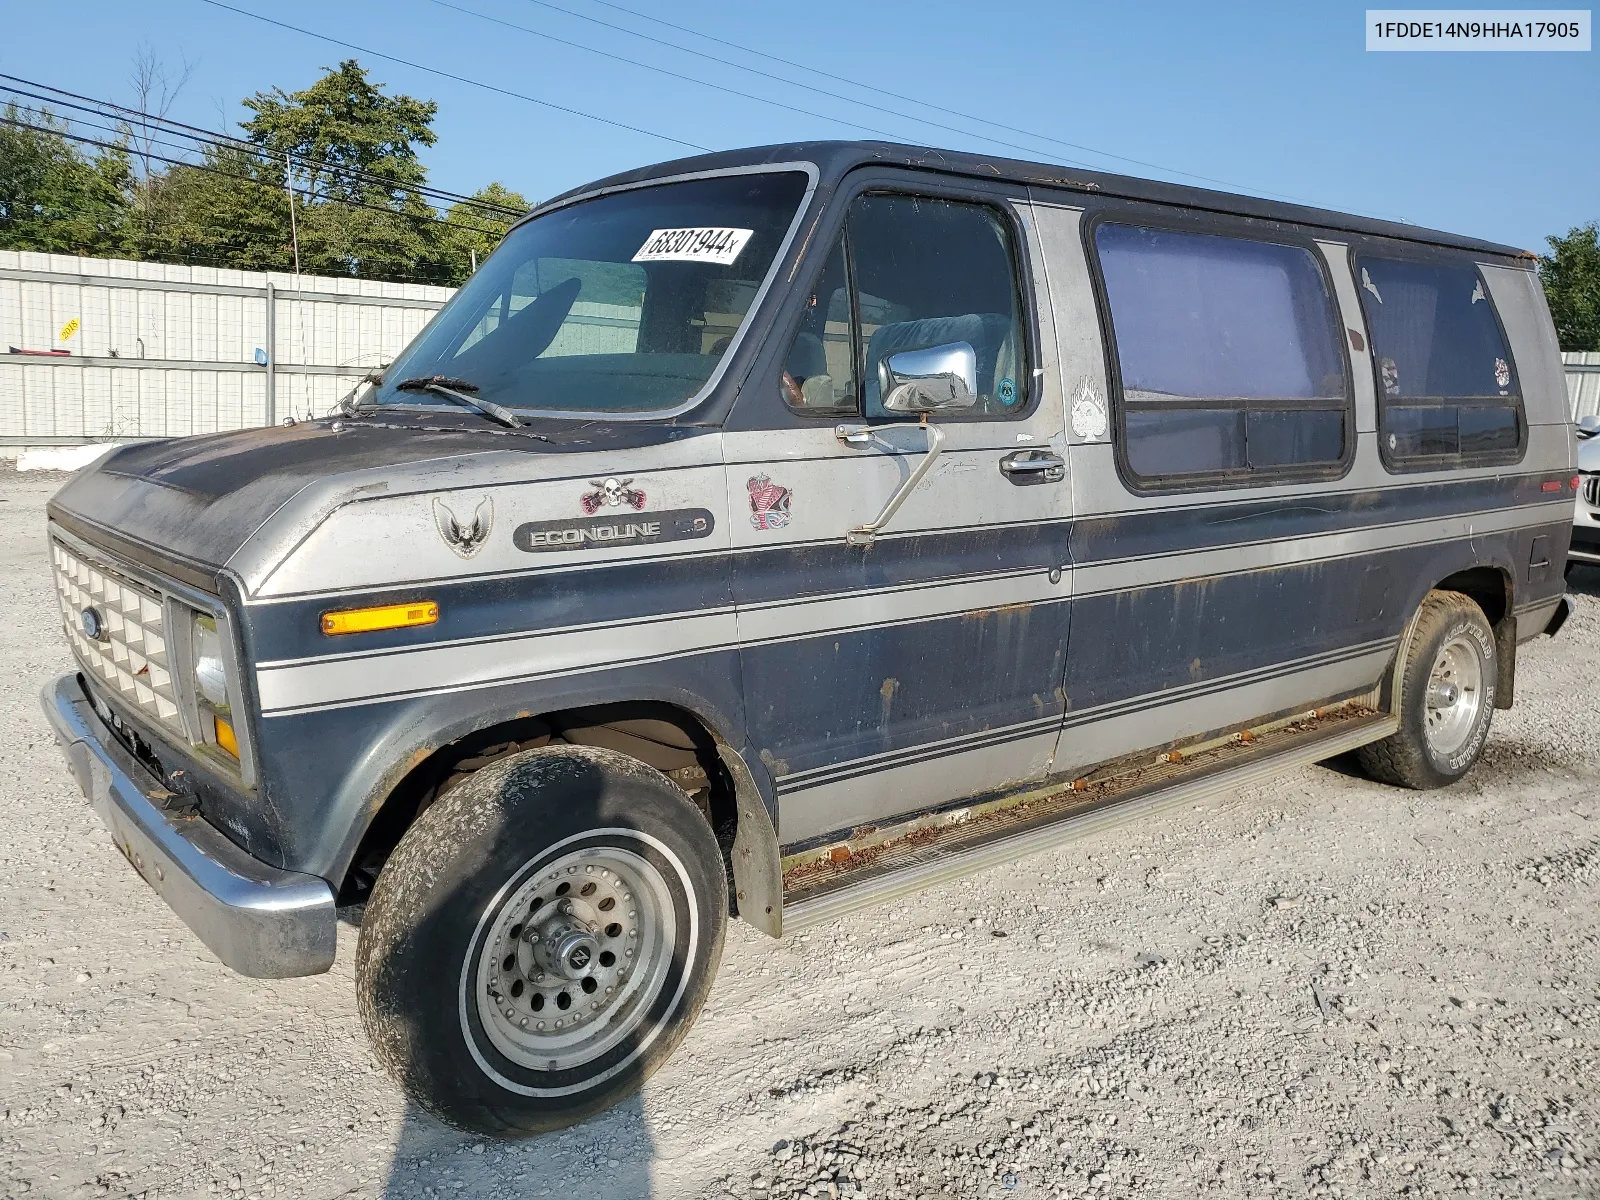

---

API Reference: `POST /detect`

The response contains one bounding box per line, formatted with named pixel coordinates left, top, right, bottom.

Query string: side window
left=780, top=193, right=1029, bottom=420
left=1355, top=255, right=1523, bottom=467
left=1094, top=223, right=1350, bottom=485
left=780, top=234, right=856, bottom=413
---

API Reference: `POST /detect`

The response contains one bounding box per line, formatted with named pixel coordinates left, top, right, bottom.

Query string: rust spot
left=759, top=748, right=790, bottom=778
left=781, top=701, right=1381, bottom=899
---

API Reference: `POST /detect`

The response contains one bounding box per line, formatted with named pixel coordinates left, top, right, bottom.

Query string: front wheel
left=1356, top=590, right=1497, bottom=789
left=356, top=745, right=727, bottom=1136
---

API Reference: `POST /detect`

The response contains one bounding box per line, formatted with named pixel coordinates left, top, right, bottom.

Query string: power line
left=511, top=0, right=1096, bottom=169
left=194, top=0, right=711, bottom=154
left=427, top=0, right=929, bottom=148
left=0, top=74, right=527, bottom=217
left=2, top=99, right=510, bottom=230
left=577, top=0, right=1151, bottom=169
left=0, top=114, right=508, bottom=238
left=528, top=0, right=1336, bottom=206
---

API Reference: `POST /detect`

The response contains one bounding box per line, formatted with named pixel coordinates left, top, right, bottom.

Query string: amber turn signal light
left=214, top=714, right=240, bottom=758
left=321, top=601, right=439, bottom=636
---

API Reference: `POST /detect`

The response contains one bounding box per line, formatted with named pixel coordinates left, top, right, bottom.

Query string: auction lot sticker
left=1367, top=9, right=1590, bottom=49
left=633, top=227, right=753, bottom=265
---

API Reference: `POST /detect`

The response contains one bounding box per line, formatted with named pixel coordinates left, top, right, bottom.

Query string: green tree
left=2, top=61, right=525, bottom=284
left=1539, top=223, right=1600, bottom=352
left=240, top=60, right=450, bottom=282
left=143, top=145, right=294, bottom=271
left=438, top=182, right=531, bottom=277
left=0, top=105, right=131, bottom=255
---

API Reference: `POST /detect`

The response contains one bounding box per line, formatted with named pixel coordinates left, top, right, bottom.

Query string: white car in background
left=1574, top=415, right=1600, bottom=571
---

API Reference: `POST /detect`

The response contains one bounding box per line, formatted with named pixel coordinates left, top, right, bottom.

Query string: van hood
left=47, top=416, right=712, bottom=593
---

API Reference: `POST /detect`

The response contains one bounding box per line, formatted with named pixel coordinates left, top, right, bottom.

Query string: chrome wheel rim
left=472, top=841, right=675, bottom=1072
left=1423, top=632, right=1484, bottom=758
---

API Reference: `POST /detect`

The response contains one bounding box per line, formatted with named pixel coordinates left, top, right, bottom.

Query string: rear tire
left=1356, top=590, right=1496, bottom=789
left=356, top=745, right=726, bottom=1136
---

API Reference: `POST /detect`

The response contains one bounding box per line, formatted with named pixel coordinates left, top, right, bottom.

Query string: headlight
left=192, top=615, right=232, bottom=714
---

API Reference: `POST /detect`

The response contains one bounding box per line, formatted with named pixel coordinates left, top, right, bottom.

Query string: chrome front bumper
left=40, top=674, right=336, bottom=978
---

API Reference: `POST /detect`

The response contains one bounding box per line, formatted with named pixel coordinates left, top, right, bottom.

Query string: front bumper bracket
left=40, top=674, right=336, bottom=978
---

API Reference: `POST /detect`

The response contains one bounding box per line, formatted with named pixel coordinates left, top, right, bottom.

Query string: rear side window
left=1355, top=255, right=1524, bottom=467
left=1094, top=223, right=1350, bottom=485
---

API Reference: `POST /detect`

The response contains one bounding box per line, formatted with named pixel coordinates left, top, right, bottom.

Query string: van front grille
left=51, top=539, right=186, bottom=738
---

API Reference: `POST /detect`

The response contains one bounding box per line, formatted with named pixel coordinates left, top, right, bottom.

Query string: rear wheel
left=356, top=745, right=726, bottom=1136
left=1356, top=590, right=1496, bottom=789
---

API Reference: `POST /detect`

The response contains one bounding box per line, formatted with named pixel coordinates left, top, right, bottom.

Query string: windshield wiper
left=337, top=368, right=386, bottom=417
left=394, top=375, right=522, bottom=429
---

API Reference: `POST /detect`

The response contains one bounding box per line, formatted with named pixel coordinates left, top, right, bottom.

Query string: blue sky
left=3, top=0, right=1594, bottom=251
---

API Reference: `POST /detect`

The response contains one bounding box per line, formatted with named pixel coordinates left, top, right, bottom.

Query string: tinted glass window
left=852, top=195, right=1027, bottom=420
left=378, top=171, right=807, bottom=415
left=1096, top=223, right=1349, bottom=483
left=1358, top=258, right=1515, bottom=400
left=780, top=234, right=856, bottom=414
left=1097, top=224, right=1346, bottom=402
left=1356, top=255, right=1524, bottom=466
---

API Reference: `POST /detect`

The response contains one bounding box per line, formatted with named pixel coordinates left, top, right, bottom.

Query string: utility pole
left=284, top=153, right=301, bottom=276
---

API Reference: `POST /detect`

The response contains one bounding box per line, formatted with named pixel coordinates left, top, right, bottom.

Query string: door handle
left=999, top=449, right=1065, bottom=485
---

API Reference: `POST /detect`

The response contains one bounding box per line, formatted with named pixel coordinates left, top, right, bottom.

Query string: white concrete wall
left=6, top=251, right=1598, bottom=445
left=0, top=251, right=453, bottom=444
left=1567, top=351, right=1600, bottom=424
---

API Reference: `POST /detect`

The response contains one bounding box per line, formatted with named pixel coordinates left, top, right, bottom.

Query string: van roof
left=543, top=140, right=1531, bottom=263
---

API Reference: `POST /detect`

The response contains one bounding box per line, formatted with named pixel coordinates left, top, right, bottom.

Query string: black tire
left=1355, top=590, right=1497, bottom=790
left=356, top=745, right=727, bottom=1136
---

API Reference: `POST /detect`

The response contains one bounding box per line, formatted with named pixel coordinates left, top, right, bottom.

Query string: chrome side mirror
left=878, top=342, right=978, bottom=414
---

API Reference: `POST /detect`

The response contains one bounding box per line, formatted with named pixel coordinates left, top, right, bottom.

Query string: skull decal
left=581, top=477, right=646, bottom=515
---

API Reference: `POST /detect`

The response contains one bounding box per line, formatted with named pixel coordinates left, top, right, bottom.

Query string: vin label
left=513, top=508, right=716, bottom=553
left=1367, top=9, right=1590, bottom=48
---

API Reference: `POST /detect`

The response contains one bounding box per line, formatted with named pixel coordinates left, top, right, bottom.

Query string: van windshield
left=375, top=171, right=809, bottom=415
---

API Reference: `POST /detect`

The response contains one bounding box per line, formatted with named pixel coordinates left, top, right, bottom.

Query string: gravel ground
left=2, top=463, right=1598, bottom=1200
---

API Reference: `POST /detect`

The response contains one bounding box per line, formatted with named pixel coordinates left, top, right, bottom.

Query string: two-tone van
left=41, top=141, right=1576, bottom=1135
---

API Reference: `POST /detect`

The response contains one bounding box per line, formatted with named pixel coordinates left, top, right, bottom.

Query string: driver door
left=725, top=185, right=1073, bottom=846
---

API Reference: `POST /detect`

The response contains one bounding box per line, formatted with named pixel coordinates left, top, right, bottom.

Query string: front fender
left=252, top=650, right=749, bottom=884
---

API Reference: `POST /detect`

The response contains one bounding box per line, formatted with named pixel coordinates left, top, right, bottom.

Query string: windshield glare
left=376, top=171, right=809, bottom=415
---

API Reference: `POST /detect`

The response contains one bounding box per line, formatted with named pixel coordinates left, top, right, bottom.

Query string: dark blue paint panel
left=248, top=520, right=1073, bottom=663
left=225, top=649, right=749, bottom=879
left=1063, top=555, right=1396, bottom=717
left=248, top=553, right=736, bottom=663
left=1068, top=470, right=1557, bottom=568
left=243, top=471, right=1561, bottom=670
left=740, top=598, right=1071, bottom=780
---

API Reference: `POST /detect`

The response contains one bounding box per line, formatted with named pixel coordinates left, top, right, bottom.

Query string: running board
left=780, top=705, right=1398, bottom=933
